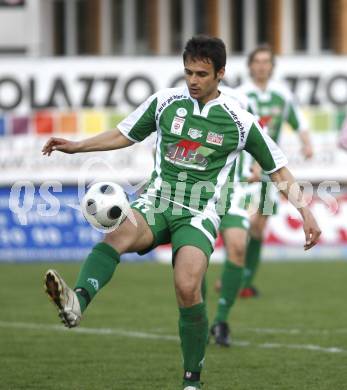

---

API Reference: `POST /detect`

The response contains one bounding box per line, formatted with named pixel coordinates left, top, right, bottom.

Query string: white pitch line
left=235, top=327, right=347, bottom=336
left=0, top=321, right=345, bottom=354
left=251, top=342, right=344, bottom=354
left=0, top=320, right=178, bottom=341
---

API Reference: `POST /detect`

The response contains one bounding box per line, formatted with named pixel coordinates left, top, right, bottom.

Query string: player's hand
left=302, top=144, right=313, bottom=159
left=214, top=278, right=221, bottom=293
left=42, top=137, right=80, bottom=156
left=302, top=209, right=321, bottom=250
left=247, top=162, right=261, bottom=183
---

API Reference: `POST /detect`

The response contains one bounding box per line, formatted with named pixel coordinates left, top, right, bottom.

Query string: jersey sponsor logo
left=170, top=116, right=185, bottom=135
left=222, top=103, right=245, bottom=142
left=165, top=139, right=214, bottom=170
left=176, top=107, right=187, bottom=117
left=155, top=94, right=186, bottom=121
left=188, top=128, right=203, bottom=139
left=206, top=131, right=224, bottom=146
left=259, top=115, right=272, bottom=128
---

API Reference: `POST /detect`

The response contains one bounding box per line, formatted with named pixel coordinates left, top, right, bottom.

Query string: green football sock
left=243, top=236, right=262, bottom=288
left=179, top=303, right=208, bottom=376
left=201, top=275, right=207, bottom=302
left=214, top=261, right=244, bottom=323
left=74, top=242, right=120, bottom=312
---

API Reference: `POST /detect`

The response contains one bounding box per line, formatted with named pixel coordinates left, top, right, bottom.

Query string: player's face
left=184, top=58, right=225, bottom=104
left=249, top=51, right=273, bottom=83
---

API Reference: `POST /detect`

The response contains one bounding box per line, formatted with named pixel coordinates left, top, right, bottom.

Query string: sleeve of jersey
left=286, top=98, right=308, bottom=132
left=244, top=122, right=288, bottom=174
left=117, top=95, right=158, bottom=142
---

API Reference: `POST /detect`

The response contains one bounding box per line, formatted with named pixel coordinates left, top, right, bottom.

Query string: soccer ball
left=81, top=182, right=129, bottom=231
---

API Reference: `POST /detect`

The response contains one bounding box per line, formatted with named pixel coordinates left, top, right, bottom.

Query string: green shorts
left=131, top=194, right=217, bottom=262
left=220, top=181, right=278, bottom=232
left=220, top=183, right=251, bottom=231
left=220, top=213, right=250, bottom=231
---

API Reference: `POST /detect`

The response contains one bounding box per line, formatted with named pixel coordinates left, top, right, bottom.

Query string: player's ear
left=217, top=67, right=225, bottom=81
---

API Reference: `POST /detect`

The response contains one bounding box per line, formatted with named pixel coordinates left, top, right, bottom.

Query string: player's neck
left=253, top=79, right=269, bottom=91
left=199, top=89, right=220, bottom=105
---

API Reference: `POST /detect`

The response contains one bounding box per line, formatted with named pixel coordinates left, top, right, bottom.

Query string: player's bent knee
left=228, top=244, right=246, bottom=266
left=223, top=229, right=247, bottom=264
left=176, top=282, right=201, bottom=306
left=250, top=226, right=262, bottom=240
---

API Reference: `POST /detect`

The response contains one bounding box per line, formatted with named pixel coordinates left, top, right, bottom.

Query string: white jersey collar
left=189, top=91, right=223, bottom=118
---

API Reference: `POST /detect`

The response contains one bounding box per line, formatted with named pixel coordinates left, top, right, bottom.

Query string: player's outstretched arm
left=42, top=128, right=134, bottom=156
left=270, top=166, right=321, bottom=250
left=299, top=130, right=313, bottom=159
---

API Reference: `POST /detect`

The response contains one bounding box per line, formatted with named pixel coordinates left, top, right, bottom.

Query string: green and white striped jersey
left=118, top=86, right=287, bottom=215
left=219, top=85, right=256, bottom=183
left=239, top=80, right=307, bottom=142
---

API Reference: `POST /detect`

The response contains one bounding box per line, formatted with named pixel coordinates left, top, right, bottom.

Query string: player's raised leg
left=174, top=245, right=208, bottom=390
left=45, top=209, right=154, bottom=327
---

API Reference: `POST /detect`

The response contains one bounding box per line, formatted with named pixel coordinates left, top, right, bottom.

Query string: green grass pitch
left=0, top=260, right=346, bottom=390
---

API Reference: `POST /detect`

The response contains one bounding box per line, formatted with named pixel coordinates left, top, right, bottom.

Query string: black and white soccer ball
left=81, top=182, right=129, bottom=231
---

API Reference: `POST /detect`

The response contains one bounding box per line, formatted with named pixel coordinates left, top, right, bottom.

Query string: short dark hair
left=183, top=35, right=226, bottom=75
left=248, top=44, right=275, bottom=66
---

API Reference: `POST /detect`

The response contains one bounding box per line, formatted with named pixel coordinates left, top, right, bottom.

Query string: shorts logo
left=188, top=128, right=202, bottom=139
left=171, top=116, right=185, bottom=135
left=242, top=219, right=250, bottom=229
left=176, top=107, right=187, bottom=117
left=206, top=131, right=224, bottom=146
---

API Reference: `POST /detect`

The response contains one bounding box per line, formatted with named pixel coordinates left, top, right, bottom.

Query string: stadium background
left=0, top=0, right=346, bottom=263
left=1, top=2, right=347, bottom=390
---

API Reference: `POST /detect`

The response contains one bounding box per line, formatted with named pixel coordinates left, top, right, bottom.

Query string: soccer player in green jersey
left=209, top=86, right=258, bottom=346
left=239, top=45, right=313, bottom=299
left=42, top=37, right=320, bottom=389
left=210, top=45, right=313, bottom=346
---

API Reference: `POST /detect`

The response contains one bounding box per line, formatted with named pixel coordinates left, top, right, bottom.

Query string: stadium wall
left=0, top=56, right=346, bottom=262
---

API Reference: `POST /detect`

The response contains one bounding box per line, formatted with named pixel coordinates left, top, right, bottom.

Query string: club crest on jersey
left=170, top=116, right=185, bottom=135
left=176, top=107, right=187, bottom=117
left=206, top=131, right=224, bottom=146
left=188, top=128, right=203, bottom=139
